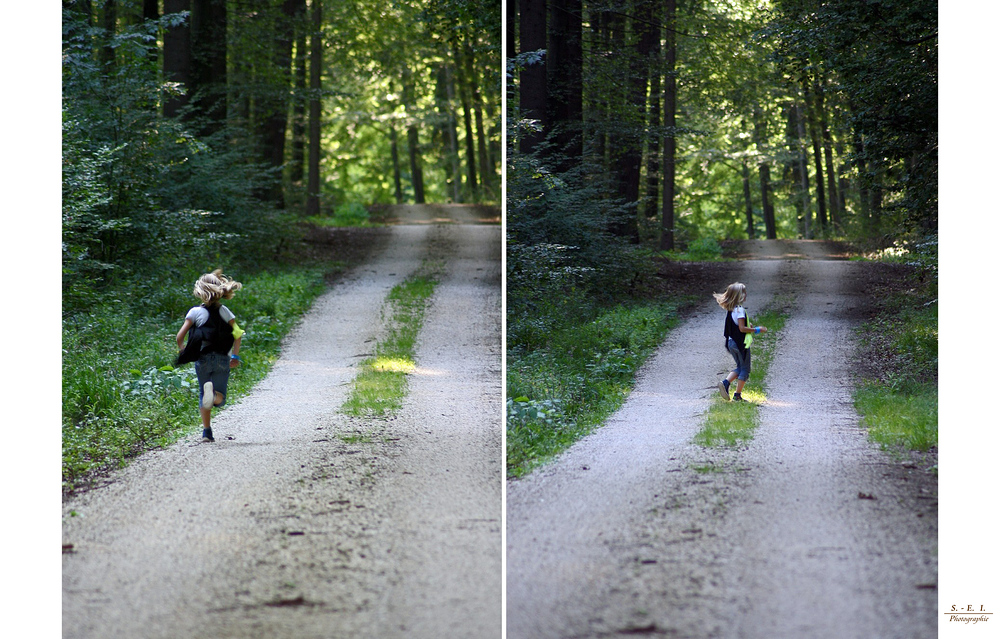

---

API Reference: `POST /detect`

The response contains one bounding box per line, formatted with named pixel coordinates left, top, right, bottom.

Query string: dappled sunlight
left=370, top=356, right=415, bottom=373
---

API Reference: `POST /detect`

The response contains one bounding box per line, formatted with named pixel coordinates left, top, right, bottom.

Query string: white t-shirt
left=730, top=306, right=746, bottom=326
left=186, top=304, right=235, bottom=327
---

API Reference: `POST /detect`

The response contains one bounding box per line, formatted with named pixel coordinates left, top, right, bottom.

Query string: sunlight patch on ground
left=370, top=357, right=415, bottom=373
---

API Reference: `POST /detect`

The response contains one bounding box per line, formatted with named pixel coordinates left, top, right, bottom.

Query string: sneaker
left=201, top=381, right=214, bottom=410
left=718, top=379, right=730, bottom=400
left=732, top=393, right=743, bottom=402
left=202, top=428, right=214, bottom=442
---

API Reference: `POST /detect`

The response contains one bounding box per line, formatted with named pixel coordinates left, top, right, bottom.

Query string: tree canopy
left=507, top=0, right=936, bottom=348
left=62, top=0, right=500, bottom=310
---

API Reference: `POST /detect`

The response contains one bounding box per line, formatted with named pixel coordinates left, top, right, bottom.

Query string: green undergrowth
left=854, top=385, right=937, bottom=452
left=62, top=264, right=337, bottom=491
left=506, top=300, right=688, bottom=478
left=656, top=237, right=730, bottom=262
left=306, top=202, right=380, bottom=228
left=694, top=299, right=792, bottom=448
left=341, top=262, right=441, bottom=417
left=852, top=241, right=937, bottom=455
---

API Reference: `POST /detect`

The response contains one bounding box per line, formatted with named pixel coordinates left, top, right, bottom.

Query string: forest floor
left=507, top=240, right=938, bottom=639
left=62, top=205, right=502, bottom=638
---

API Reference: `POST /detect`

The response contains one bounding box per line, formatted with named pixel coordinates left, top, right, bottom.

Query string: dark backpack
left=175, top=304, right=235, bottom=366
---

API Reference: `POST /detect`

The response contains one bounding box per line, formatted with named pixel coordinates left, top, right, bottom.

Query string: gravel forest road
left=506, top=240, right=937, bottom=639
left=62, top=207, right=502, bottom=639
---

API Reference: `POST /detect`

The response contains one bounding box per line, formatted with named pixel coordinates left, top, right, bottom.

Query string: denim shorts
left=195, top=353, right=231, bottom=407
left=727, top=337, right=752, bottom=381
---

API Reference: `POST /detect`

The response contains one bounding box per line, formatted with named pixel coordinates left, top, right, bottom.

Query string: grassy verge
left=854, top=385, right=937, bottom=451
left=694, top=300, right=792, bottom=448
left=506, top=300, right=689, bottom=478
left=852, top=250, right=937, bottom=454
left=62, top=264, right=339, bottom=492
left=341, top=262, right=441, bottom=416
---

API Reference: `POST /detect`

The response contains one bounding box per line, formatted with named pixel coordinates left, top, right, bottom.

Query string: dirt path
left=62, top=208, right=501, bottom=638
left=506, top=241, right=937, bottom=638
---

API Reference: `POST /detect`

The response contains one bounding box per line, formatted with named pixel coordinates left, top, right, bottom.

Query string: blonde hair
left=713, top=282, right=747, bottom=311
left=193, top=268, right=242, bottom=306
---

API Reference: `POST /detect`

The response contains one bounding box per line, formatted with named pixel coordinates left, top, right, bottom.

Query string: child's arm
left=229, top=319, right=242, bottom=367
left=176, top=319, right=194, bottom=350
left=738, top=317, right=766, bottom=334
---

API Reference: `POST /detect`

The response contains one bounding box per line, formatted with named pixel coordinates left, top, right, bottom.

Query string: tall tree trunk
left=444, top=65, right=462, bottom=202
left=305, top=0, right=322, bottom=216
left=455, top=41, right=478, bottom=195
left=605, top=9, right=626, bottom=197
left=143, top=0, right=157, bottom=22
left=614, top=0, right=656, bottom=237
left=816, top=81, right=843, bottom=232
left=402, top=71, right=425, bottom=204
left=190, top=0, right=227, bottom=136
left=752, top=107, right=776, bottom=239
left=390, top=122, right=403, bottom=204
left=518, top=0, right=547, bottom=154
left=466, top=41, right=491, bottom=192
left=507, top=0, right=517, bottom=60
left=485, top=97, right=500, bottom=186
left=741, top=159, right=755, bottom=239
left=660, top=0, right=677, bottom=251
left=590, top=10, right=606, bottom=164
left=548, top=0, right=582, bottom=167
left=644, top=24, right=661, bottom=219
left=100, top=1, right=117, bottom=69
left=143, top=0, right=158, bottom=66
left=835, top=137, right=849, bottom=222
left=803, top=80, right=827, bottom=234
left=788, top=103, right=812, bottom=239
left=751, top=109, right=775, bottom=239
left=162, top=0, right=191, bottom=118
left=291, top=0, right=308, bottom=184
left=257, top=0, right=297, bottom=206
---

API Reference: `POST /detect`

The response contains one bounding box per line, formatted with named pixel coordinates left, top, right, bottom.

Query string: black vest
left=175, top=304, right=235, bottom=366
left=723, top=307, right=749, bottom=353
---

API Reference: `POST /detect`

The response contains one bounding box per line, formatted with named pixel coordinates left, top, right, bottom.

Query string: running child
left=175, top=269, right=244, bottom=442
left=713, top=282, right=766, bottom=402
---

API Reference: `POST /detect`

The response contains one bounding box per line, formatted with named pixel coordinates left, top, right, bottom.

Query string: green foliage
left=854, top=385, right=937, bottom=453
left=683, top=238, right=724, bottom=261
left=62, top=265, right=328, bottom=490
left=764, top=0, right=937, bottom=233
left=507, top=302, right=681, bottom=477
left=506, top=146, right=658, bottom=350
left=342, top=265, right=440, bottom=417
left=306, top=202, right=374, bottom=228
left=852, top=242, right=937, bottom=453
left=61, top=8, right=301, bottom=316
left=320, top=0, right=501, bottom=206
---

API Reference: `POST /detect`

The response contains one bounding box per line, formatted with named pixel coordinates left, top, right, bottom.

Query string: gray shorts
left=195, top=353, right=230, bottom=407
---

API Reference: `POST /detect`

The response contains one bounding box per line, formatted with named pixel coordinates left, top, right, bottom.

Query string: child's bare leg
left=726, top=372, right=738, bottom=384
left=735, top=379, right=746, bottom=394
left=201, top=406, right=212, bottom=429
left=213, top=391, right=224, bottom=406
